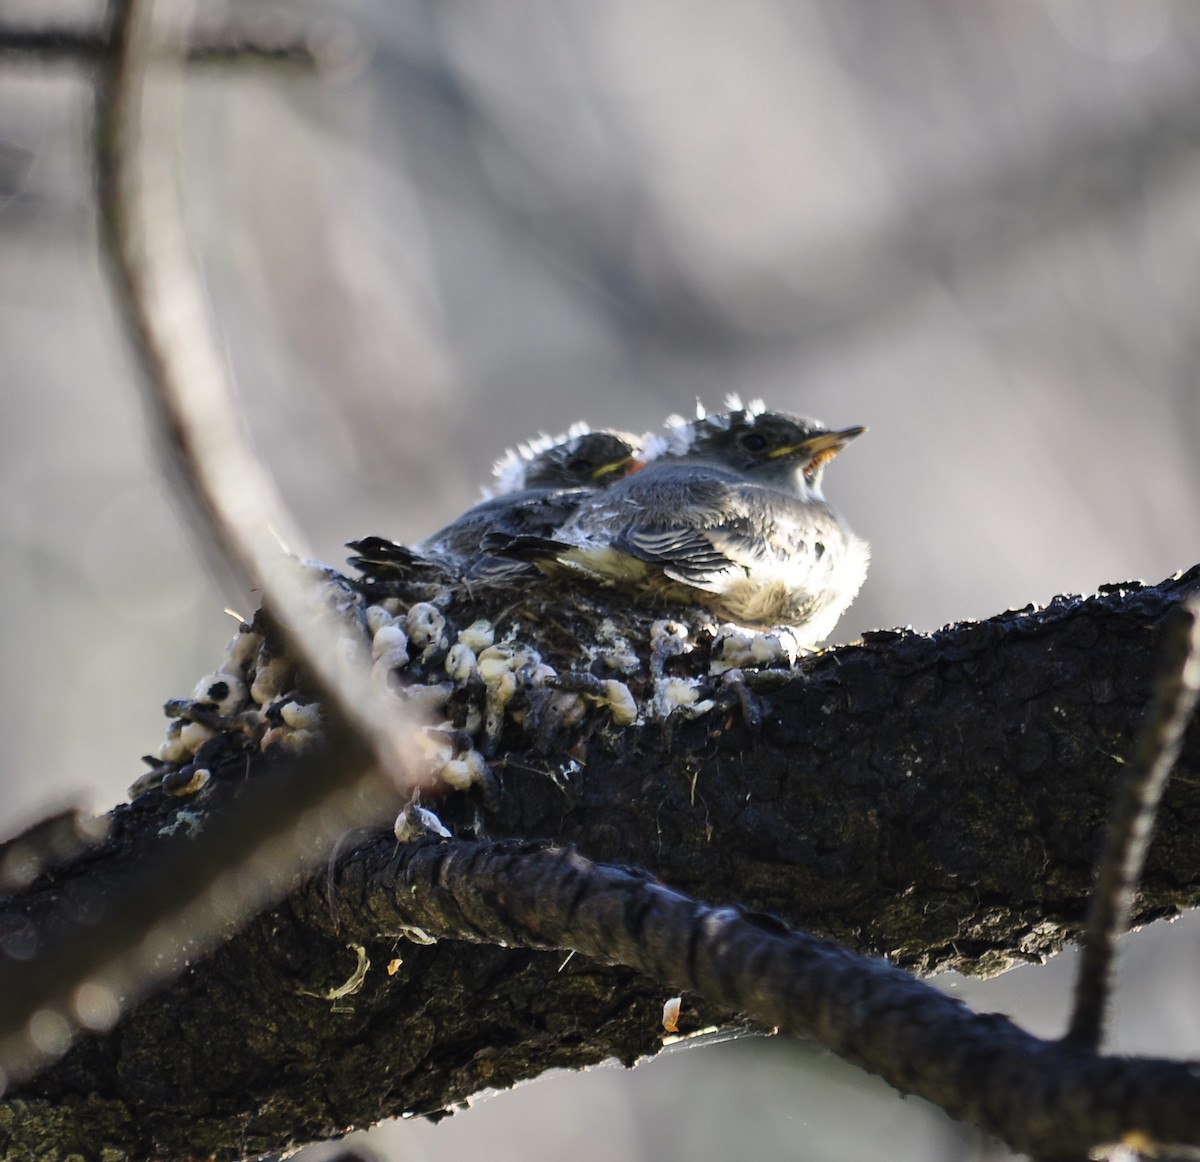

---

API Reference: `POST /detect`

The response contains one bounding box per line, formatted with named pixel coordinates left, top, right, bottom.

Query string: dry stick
left=94, top=0, right=415, bottom=902
left=0, top=25, right=327, bottom=68
left=1066, top=598, right=1200, bottom=1051
left=0, top=0, right=408, bottom=1087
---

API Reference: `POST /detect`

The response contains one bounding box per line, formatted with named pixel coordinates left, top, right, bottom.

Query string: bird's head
left=527, top=430, right=642, bottom=489
left=654, top=405, right=865, bottom=500
left=492, top=427, right=641, bottom=494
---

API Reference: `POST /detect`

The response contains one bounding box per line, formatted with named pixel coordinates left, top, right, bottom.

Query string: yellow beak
left=591, top=455, right=640, bottom=481
left=769, top=425, right=866, bottom=465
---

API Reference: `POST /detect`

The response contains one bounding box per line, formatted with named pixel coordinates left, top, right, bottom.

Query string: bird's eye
left=567, top=458, right=595, bottom=478
left=738, top=432, right=769, bottom=453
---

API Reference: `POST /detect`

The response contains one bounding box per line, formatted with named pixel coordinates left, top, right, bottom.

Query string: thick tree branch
left=330, top=837, right=1200, bottom=1162
left=1, top=568, right=1198, bottom=1161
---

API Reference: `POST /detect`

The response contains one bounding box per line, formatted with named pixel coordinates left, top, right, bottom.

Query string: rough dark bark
left=2, top=567, right=1200, bottom=1162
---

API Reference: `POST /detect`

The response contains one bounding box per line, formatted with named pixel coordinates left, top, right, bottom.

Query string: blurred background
left=3, top=0, right=1200, bottom=1158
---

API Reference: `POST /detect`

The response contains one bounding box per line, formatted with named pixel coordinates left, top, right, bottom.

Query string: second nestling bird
left=348, top=425, right=640, bottom=582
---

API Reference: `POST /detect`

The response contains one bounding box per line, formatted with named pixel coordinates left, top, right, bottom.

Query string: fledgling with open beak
left=348, top=425, right=641, bottom=581
left=483, top=399, right=868, bottom=642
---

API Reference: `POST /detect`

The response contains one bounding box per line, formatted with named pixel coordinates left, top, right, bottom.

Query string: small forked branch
left=1065, top=596, right=1200, bottom=1051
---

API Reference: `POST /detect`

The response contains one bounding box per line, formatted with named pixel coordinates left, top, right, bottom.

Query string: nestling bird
left=487, top=424, right=640, bottom=497
left=348, top=426, right=640, bottom=581
left=484, top=401, right=868, bottom=641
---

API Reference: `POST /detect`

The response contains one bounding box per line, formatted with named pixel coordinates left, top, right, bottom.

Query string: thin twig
left=93, top=0, right=414, bottom=852
left=0, top=0, right=400, bottom=1088
left=1065, top=597, right=1200, bottom=1051
left=0, top=25, right=327, bottom=69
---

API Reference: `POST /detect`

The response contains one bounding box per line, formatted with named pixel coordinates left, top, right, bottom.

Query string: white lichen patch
left=601, top=680, right=638, bottom=726
left=750, top=628, right=799, bottom=666
left=371, top=623, right=409, bottom=664
left=191, top=672, right=247, bottom=717
left=396, top=925, right=438, bottom=946
left=279, top=700, right=322, bottom=731
left=457, top=620, right=495, bottom=653
left=589, top=618, right=642, bottom=676
left=483, top=676, right=518, bottom=740
left=179, top=721, right=215, bottom=755
left=709, top=625, right=756, bottom=674
left=261, top=725, right=321, bottom=754
left=298, top=560, right=365, bottom=620
left=128, top=767, right=166, bottom=799
left=477, top=643, right=543, bottom=739
left=370, top=626, right=411, bottom=693
left=146, top=536, right=784, bottom=810
left=300, top=943, right=370, bottom=1003
left=157, top=720, right=189, bottom=765
left=411, top=728, right=455, bottom=770
left=394, top=802, right=452, bottom=843
left=366, top=603, right=397, bottom=636
left=250, top=654, right=294, bottom=707
left=144, top=566, right=518, bottom=800
left=649, top=618, right=694, bottom=681
left=223, top=627, right=262, bottom=672
left=476, top=643, right=520, bottom=684
left=159, top=808, right=204, bottom=839
left=662, top=996, right=682, bottom=1034
left=444, top=642, right=478, bottom=682
left=710, top=623, right=801, bottom=675
left=649, top=676, right=715, bottom=722
left=440, top=748, right=490, bottom=792
left=405, top=603, right=447, bottom=656
left=650, top=620, right=690, bottom=648
left=406, top=726, right=494, bottom=797
left=162, top=767, right=211, bottom=798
